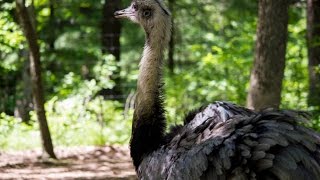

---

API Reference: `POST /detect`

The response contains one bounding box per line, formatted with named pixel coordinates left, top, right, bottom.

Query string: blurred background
left=0, top=0, right=319, bottom=154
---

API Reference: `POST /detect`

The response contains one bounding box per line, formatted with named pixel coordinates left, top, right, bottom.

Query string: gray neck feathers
left=133, top=16, right=171, bottom=126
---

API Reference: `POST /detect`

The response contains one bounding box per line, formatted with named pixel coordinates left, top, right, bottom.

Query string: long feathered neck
left=130, top=17, right=171, bottom=169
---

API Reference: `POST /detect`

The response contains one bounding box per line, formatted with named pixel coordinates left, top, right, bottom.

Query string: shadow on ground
left=0, top=146, right=137, bottom=180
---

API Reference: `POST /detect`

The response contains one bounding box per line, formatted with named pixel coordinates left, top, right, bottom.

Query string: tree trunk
left=14, top=56, right=32, bottom=123
left=48, top=0, right=56, bottom=50
left=247, top=0, right=290, bottom=110
left=168, top=0, right=175, bottom=74
left=16, top=0, right=56, bottom=159
left=101, top=0, right=122, bottom=98
left=307, top=0, right=320, bottom=108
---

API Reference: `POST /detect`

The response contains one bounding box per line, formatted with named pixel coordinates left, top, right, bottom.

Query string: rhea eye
left=143, top=9, right=152, bottom=17
left=133, top=4, right=138, bottom=10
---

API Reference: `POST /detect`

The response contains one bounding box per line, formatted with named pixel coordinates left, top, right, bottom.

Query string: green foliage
left=165, top=0, right=256, bottom=123
left=0, top=98, right=131, bottom=150
left=282, top=9, right=309, bottom=110
left=0, top=53, right=131, bottom=150
left=45, top=53, right=131, bottom=147
left=0, top=113, right=39, bottom=150
left=0, top=1, right=24, bottom=71
left=311, top=114, right=320, bottom=131
left=46, top=96, right=131, bottom=147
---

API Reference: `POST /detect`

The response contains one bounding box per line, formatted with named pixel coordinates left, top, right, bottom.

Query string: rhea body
left=115, top=0, right=320, bottom=179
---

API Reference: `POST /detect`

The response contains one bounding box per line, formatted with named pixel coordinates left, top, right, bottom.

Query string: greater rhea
left=115, top=0, right=320, bottom=179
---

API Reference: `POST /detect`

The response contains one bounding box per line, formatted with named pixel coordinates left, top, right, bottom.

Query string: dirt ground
left=0, top=146, right=137, bottom=180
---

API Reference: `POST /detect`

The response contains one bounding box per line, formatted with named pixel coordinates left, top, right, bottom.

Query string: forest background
left=0, top=0, right=319, bottom=154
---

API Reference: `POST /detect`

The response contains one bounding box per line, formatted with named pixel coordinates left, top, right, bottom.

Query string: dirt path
left=0, top=146, right=137, bottom=180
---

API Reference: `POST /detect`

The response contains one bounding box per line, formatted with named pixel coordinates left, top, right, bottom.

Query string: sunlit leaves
left=0, top=10, right=24, bottom=53
left=282, top=8, right=308, bottom=109
left=0, top=2, right=24, bottom=72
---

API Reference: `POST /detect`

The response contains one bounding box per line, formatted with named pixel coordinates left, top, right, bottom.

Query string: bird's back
left=138, top=102, right=320, bottom=180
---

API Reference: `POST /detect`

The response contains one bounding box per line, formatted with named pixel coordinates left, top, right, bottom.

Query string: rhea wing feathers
left=138, top=101, right=320, bottom=180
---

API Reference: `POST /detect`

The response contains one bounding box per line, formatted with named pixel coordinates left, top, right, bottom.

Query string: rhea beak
left=114, top=6, right=135, bottom=18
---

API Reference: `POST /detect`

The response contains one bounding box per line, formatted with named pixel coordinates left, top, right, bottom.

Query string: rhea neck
left=130, top=16, right=171, bottom=169
left=135, top=26, right=169, bottom=121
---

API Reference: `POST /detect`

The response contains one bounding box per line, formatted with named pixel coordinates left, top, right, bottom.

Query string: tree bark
left=247, top=0, right=290, bottom=110
left=15, top=56, right=32, bottom=123
left=168, top=0, right=175, bottom=74
left=48, top=0, right=56, bottom=50
left=16, top=0, right=56, bottom=159
left=307, top=0, right=320, bottom=108
left=101, top=0, right=122, bottom=98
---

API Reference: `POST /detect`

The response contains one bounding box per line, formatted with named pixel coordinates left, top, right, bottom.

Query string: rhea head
left=115, top=0, right=171, bottom=44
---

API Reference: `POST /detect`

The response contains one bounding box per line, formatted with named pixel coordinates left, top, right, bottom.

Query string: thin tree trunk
left=16, top=0, right=56, bottom=159
left=168, top=0, right=175, bottom=74
left=247, top=0, right=290, bottom=110
left=15, top=56, right=32, bottom=123
left=101, top=0, right=122, bottom=98
left=307, top=0, right=320, bottom=108
left=48, top=0, right=55, bottom=50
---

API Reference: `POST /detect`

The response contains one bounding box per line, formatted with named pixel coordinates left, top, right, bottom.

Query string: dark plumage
left=115, top=0, right=320, bottom=179
left=138, top=102, right=320, bottom=179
